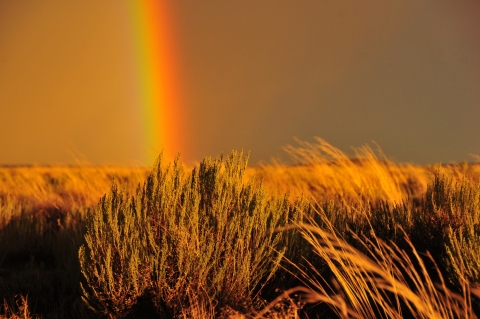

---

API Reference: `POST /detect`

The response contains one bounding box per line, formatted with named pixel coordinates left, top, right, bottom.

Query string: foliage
left=435, top=174, right=480, bottom=285
left=1, top=139, right=480, bottom=318
left=79, top=152, right=304, bottom=317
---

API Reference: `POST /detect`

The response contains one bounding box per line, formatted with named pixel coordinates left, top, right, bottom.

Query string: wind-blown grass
left=1, top=139, right=480, bottom=318
left=274, top=214, right=480, bottom=319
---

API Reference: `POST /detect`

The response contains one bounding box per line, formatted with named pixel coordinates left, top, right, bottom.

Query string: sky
left=1, top=0, right=479, bottom=166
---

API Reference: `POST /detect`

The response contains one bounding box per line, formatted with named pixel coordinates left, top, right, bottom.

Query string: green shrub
left=78, top=182, right=149, bottom=317
left=79, top=151, right=303, bottom=318
left=441, top=176, right=480, bottom=285
left=409, top=171, right=480, bottom=285
left=369, top=200, right=414, bottom=247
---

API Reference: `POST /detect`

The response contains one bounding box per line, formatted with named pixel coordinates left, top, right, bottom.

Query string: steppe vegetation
left=1, top=138, right=480, bottom=318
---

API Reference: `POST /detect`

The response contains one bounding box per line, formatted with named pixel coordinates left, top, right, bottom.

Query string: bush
left=79, top=151, right=304, bottom=318
left=437, top=174, right=480, bottom=285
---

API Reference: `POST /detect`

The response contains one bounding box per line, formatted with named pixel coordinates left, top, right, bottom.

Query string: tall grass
left=1, top=138, right=480, bottom=318
left=257, top=157, right=480, bottom=318
left=252, top=138, right=480, bottom=207
left=251, top=138, right=428, bottom=206
left=271, top=217, right=480, bottom=319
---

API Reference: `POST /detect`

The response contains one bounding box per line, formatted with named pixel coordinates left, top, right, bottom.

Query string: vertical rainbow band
left=126, top=0, right=184, bottom=164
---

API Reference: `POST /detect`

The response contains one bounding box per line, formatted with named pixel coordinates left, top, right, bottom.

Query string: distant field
left=1, top=140, right=480, bottom=318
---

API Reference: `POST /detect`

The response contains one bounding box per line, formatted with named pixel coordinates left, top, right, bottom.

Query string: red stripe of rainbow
left=126, top=0, right=184, bottom=164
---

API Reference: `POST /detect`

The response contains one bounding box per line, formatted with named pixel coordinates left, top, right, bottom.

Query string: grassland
left=1, top=139, right=479, bottom=318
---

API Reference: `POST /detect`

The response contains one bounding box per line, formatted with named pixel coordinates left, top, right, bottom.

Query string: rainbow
left=124, top=0, right=185, bottom=165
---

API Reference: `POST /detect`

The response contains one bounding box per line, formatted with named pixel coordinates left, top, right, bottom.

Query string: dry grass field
left=1, top=140, right=480, bottom=318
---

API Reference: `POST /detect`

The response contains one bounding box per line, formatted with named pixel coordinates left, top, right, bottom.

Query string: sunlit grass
left=262, top=219, right=479, bottom=319
left=249, top=138, right=479, bottom=206
left=1, top=139, right=479, bottom=318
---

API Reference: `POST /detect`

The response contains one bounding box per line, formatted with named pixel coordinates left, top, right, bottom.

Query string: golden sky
left=1, top=0, right=479, bottom=165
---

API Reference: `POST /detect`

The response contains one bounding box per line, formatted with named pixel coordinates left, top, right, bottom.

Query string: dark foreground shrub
left=79, top=152, right=304, bottom=318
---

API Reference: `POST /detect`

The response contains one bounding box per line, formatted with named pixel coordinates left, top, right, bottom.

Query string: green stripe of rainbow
left=126, top=0, right=184, bottom=164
